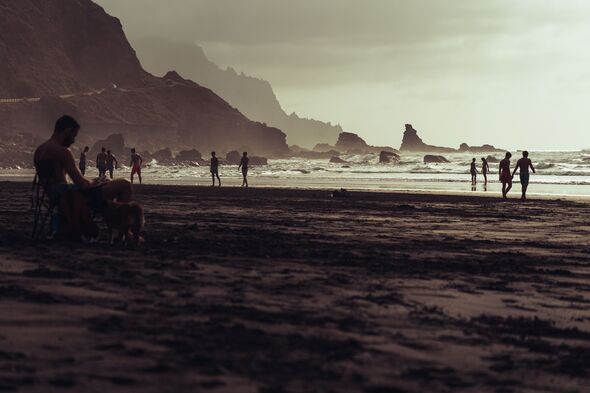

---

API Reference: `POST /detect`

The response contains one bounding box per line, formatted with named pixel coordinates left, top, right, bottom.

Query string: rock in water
left=424, top=155, right=449, bottom=164
left=330, top=156, right=347, bottom=164
left=379, top=151, right=400, bottom=164
left=400, top=124, right=455, bottom=153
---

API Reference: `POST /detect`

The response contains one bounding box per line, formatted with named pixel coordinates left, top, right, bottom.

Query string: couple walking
left=210, top=152, right=250, bottom=187
left=499, top=151, right=536, bottom=200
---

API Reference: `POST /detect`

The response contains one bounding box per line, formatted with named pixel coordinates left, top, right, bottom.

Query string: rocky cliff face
left=400, top=124, right=455, bottom=153
left=0, top=0, right=289, bottom=158
left=400, top=124, right=503, bottom=153
left=132, top=38, right=343, bottom=148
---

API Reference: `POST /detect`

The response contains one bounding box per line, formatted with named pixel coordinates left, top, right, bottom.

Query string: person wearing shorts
left=130, top=148, right=143, bottom=185
left=512, top=151, right=536, bottom=200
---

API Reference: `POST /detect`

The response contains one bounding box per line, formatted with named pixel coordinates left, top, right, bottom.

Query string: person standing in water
left=481, top=157, right=490, bottom=186
left=79, top=146, right=89, bottom=176
left=130, top=148, right=143, bottom=185
left=499, top=152, right=513, bottom=199
left=106, top=150, right=118, bottom=179
left=238, top=152, right=249, bottom=187
left=210, top=152, right=221, bottom=187
left=470, top=158, right=478, bottom=185
left=512, top=151, right=536, bottom=200
left=96, top=147, right=107, bottom=178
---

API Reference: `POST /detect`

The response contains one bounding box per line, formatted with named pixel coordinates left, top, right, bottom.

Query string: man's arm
left=65, top=149, right=91, bottom=188
left=96, top=155, right=100, bottom=167
left=530, top=161, right=536, bottom=173
left=511, top=160, right=519, bottom=177
left=113, top=155, right=118, bottom=168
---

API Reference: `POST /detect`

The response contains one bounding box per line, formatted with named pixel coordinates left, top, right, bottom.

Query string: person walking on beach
left=79, top=146, right=89, bottom=176
left=210, top=152, right=221, bottom=187
left=470, top=158, right=478, bottom=185
left=499, top=152, right=513, bottom=199
left=130, top=148, right=143, bottom=185
left=512, top=151, right=536, bottom=200
left=238, top=152, right=249, bottom=187
left=481, top=157, right=490, bottom=186
left=96, top=147, right=107, bottom=179
left=106, top=150, right=118, bottom=179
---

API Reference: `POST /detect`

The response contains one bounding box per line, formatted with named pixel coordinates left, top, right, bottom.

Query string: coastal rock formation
left=379, top=151, right=400, bottom=164
left=133, top=38, right=344, bottom=148
left=458, top=143, right=504, bottom=153
left=226, top=151, right=267, bottom=166
left=152, top=148, right=174, bottom=164
left=90, top=134, right=126, bottom=161
left=400, top=124, right=455, bottom=153
left=175, top=149, right=203, bottom=163
left=335, top=132, right=397, bottom=154
left=0, top=0, right=289, bottom=158
left=329, top=156, right=347, bottom=164
left=400, top=124, right=503, bottom=153
left=424, top=155, right=449, bottom=164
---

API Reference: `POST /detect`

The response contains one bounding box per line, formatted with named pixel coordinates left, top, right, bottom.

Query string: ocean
left=3, top=151, right=590, bottom=197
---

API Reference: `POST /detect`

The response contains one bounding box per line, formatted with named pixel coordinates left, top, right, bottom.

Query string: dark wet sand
left=1, top=181, right=590, bottom=392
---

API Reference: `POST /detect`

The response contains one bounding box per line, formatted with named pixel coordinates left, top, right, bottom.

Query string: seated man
left=34, top=115, right=133, bottom=237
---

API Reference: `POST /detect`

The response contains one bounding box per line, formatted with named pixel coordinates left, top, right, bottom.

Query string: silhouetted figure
left=481, top=157, right=490, bottom=186
left=96, top=147, right=107, bottom=178
left=107, top=150, right=118, bottom=179
left=33, top=116, right=132, bottom=237
left=470, top=158, right=477, bottom=185
left=512, top=151, right=536, bottom=200
left=499, top=152, right=513, bottom=199
left=210, top=152, right=221, bottom=187
left=238, top=152, right=249, bottom=187
left=79, top=146, right=89, bottom=176
left=130, top=148, right=143, bottom=185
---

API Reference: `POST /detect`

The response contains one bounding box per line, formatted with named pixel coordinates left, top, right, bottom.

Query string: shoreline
left=3, top=179, right=590, bottom=203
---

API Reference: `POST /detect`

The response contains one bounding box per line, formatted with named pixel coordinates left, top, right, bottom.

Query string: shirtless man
left=79, top=146, right=89, bottom=176
left=130, top=148, right=143, bottom=185
left=499, top=152, right=513, bottom=199
left=512, top=151, right=536, bottom=200
left=96, top=147, right=107, bottom=178
left=481, top=157, right=490, bottom=186
left=106, top=150, right=118, bottom=179
left=238, top=152, right=249, bottom=187
left=210, top=152, right=221, bottom=187
left=34, top=115, right=132, bottom=206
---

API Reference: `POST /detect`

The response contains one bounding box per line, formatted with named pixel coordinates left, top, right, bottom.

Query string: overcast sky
left=95, top=0, right=590, bottom=150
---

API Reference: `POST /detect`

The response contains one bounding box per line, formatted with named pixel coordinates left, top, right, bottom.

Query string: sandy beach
left=1, top=181, right=590, bottom=392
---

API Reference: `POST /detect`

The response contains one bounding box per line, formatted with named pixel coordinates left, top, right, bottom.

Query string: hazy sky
left=95, top=0, right=590, bottom=150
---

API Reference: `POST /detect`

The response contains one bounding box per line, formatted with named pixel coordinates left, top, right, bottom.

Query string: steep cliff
left=0, top=0, right=289, bottom=157
left=132, top=38, right=343, bottom=148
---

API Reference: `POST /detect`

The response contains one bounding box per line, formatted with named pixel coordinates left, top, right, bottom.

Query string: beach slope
left=1, top=182, right=590, bottom=392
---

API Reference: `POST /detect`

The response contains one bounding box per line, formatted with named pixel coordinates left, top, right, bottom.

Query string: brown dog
left=102, top=201, right=145, bottom=246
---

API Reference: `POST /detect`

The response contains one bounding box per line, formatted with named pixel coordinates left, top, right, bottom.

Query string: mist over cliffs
left=131, top=38, right=343, bottom=148
left=0, top=0, right=289, bottom=157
